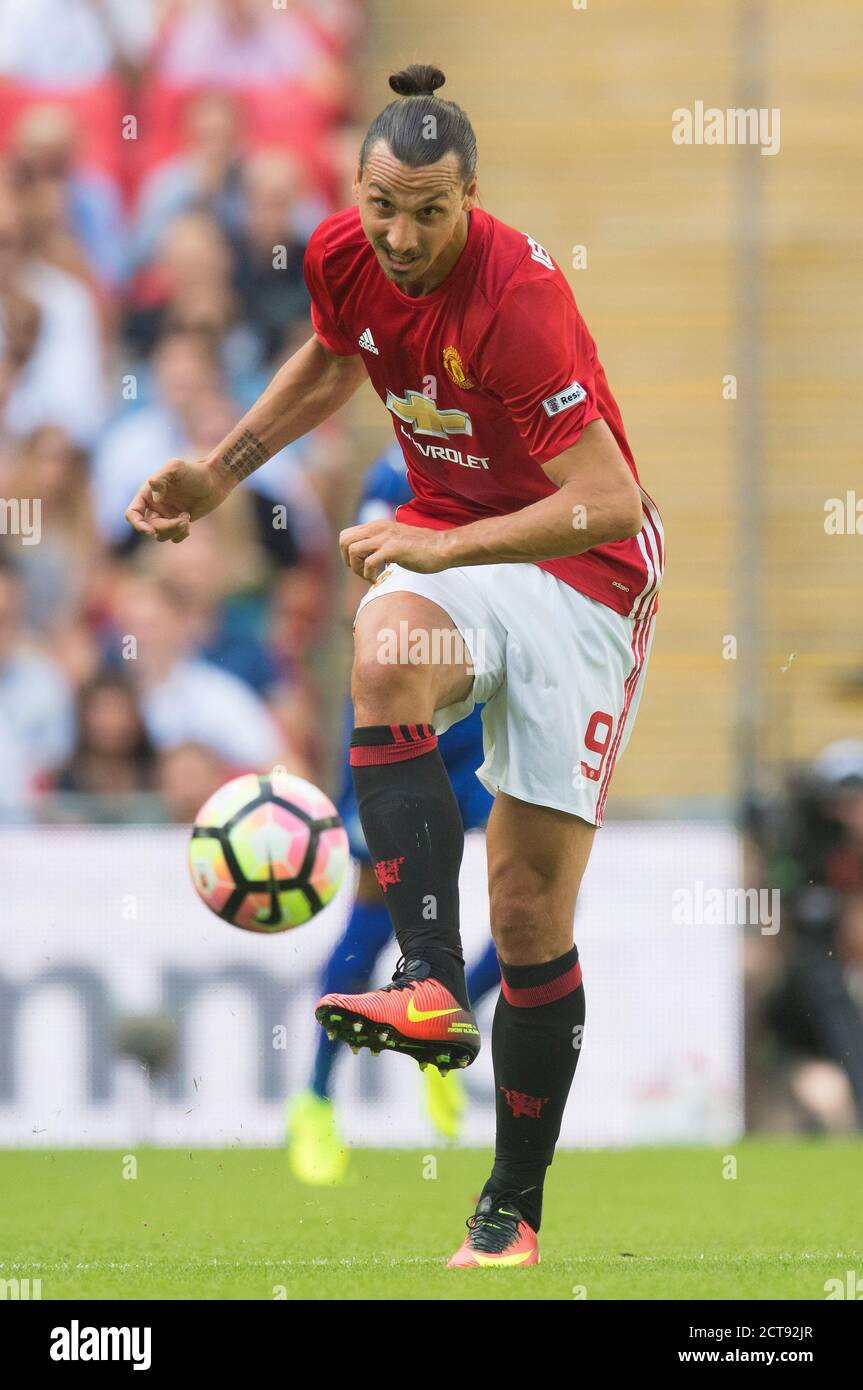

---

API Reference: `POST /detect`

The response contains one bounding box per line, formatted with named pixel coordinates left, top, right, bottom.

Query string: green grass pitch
left=1, top=1140, right=861, bottom=1300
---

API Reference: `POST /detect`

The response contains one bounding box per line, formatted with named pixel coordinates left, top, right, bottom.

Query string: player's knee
left=490, top=890, right=548, bottom=961
left=351, top=647, right=433, bottom=722
left=489, top=875, right=576, bottom=964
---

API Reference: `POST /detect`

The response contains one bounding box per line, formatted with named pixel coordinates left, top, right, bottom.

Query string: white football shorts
left=354, top=560, right=657, bottom=826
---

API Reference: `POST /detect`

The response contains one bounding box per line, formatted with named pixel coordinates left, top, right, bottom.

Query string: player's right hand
left=125, top=458, right=231, bottom=544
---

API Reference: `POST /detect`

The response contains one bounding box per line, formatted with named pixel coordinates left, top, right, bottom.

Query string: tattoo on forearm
left=221, top=430, right=268, bottom=482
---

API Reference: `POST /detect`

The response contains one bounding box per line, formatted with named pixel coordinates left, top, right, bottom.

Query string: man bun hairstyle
left=359, top=63, right=477, bottom=184
left=387, top=63, right=446, bottom=98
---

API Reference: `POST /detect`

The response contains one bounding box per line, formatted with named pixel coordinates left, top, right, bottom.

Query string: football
left=188, top=770, right=349, bottom=932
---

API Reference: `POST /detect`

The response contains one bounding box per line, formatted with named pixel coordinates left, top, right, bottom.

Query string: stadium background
left=0, top=0, right=861, bottom=1157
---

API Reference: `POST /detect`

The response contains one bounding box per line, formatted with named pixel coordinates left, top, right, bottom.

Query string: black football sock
left=349, top=723, right=468, bottom=1009
left=481, top=945, right=586, bottom=1233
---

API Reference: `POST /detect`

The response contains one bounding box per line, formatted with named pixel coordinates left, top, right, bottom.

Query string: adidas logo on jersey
left=358, top=327, right=379, bottom=354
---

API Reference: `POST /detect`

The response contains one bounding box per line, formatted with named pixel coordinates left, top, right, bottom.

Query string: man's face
left=154, top=336, right=218, bottom=413
left=354, top=141, right=476, bottom=294
left=115, top=579, right=189, bottom=675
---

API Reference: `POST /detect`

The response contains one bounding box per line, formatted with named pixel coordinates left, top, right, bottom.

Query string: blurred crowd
left=744, top=741, right=863, bottom=1134
left=0, top=0, right=368, bottom=822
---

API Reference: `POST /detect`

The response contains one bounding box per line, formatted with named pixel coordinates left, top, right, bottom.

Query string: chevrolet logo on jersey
left=385, top=389, right=472, bottom=439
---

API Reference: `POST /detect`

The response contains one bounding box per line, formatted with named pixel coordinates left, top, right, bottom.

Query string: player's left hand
left=339, top=520, right=450, bottom=581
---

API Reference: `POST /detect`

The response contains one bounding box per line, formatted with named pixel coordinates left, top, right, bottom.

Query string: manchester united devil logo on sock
left=499, top=1088, right=550, bottom=1119
left=373, top=856, right=406, bottom=892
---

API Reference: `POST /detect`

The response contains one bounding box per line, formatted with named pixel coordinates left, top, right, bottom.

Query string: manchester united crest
left=443, top=345, right=474, bottom=390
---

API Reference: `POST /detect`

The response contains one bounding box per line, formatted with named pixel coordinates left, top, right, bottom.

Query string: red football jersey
left=303, top=205, right=663, bottom=618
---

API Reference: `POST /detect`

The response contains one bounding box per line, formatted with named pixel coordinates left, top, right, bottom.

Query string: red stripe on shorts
left=596, top=603, right=655, bottom=822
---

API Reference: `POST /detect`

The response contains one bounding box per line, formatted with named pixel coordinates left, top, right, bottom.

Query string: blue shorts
left=336, top=700, right=493, bottom=861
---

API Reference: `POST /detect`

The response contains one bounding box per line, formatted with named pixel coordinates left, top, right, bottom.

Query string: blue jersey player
left=287, top=445, right=500, bottom=1184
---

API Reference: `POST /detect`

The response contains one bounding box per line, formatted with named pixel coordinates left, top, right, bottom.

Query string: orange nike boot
left=315, top=958, right=480, bottom=1074
left=447, top=1194, right=540, bottom=1268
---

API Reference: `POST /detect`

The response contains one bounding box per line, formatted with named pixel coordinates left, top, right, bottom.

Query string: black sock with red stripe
left=349, top=723, right=468, bottom=1009
left=481, top=945, right=586, bottom=1233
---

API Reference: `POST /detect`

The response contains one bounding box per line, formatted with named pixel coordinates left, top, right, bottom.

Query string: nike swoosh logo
left=472, top=1250, right=533, bottom=1267
left=406, top=999, right=461, bottom=1023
